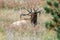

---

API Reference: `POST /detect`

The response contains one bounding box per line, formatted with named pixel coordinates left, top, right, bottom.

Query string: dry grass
left=0, top=8, right=58, bottom=40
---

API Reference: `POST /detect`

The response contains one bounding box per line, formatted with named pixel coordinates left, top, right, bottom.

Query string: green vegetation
left=44, top=0, right=60, bottom=40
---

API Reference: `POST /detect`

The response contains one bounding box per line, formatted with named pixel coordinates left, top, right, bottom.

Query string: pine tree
left=44, top=0, right=60, bottom=40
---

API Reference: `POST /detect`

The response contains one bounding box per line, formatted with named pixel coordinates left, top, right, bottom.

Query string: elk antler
left=33, top=8, right=41, bottom=14
left=26, top=8, right=32, bottom=13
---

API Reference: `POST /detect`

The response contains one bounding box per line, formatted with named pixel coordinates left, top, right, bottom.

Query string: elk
left=5, top=8, right=43, bottom=40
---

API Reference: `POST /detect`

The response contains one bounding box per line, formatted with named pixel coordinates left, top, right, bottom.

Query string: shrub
left=44, top=0, right=60, bottom=39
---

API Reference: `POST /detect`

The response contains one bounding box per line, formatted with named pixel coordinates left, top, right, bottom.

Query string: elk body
left=10, top=20, right=27, bottom=29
